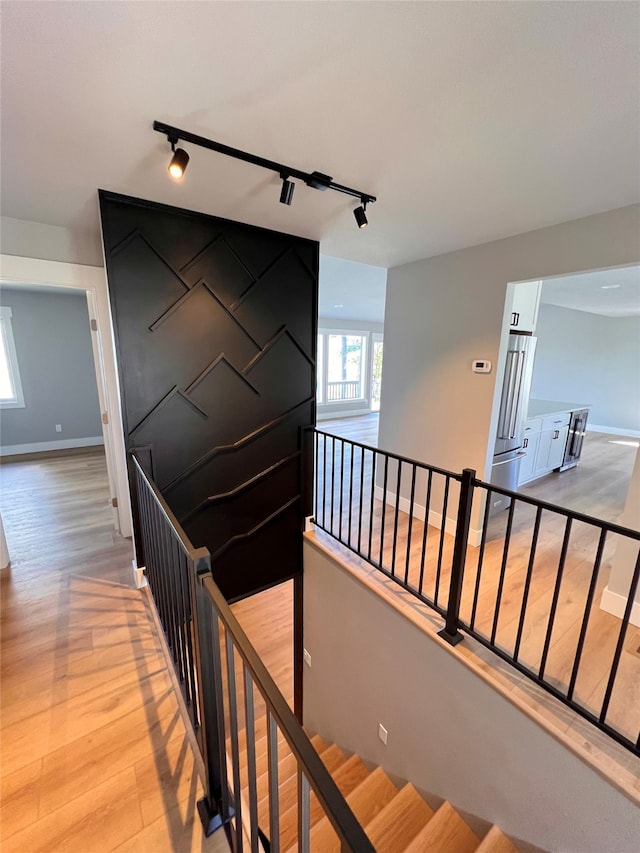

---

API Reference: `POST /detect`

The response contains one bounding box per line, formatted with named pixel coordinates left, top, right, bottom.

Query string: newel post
left=191, top=553, right=227, bottom=836
left=438, top=468, right=476, bottom=646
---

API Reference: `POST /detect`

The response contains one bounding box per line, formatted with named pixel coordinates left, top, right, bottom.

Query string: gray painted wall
left=379, top=205, right=640, bottom=527
left=0, top=287, right=102, bottom=448
left=303, top=539, right=640, bottom=853
left=531, top=303, right=640, bottom=433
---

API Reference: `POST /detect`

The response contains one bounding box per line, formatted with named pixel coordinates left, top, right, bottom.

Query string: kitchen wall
left=0, top=287, right=103, bottom=453
left=531, top=302, right=640, bottom=435
left=380, top=205, right=640, bottom=523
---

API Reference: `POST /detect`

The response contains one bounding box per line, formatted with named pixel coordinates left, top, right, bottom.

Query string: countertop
left=527, top=399, right=590, bottom=418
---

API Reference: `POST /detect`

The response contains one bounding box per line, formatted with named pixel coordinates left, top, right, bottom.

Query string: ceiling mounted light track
left=154, top=120, right=376, bottom=228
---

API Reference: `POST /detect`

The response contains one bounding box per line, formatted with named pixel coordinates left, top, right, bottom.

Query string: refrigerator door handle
left=497, top=350, right=517, bottom=439
left=493, top=451, right=527, bottom=467
left=508, top=350, right=526, bottom=439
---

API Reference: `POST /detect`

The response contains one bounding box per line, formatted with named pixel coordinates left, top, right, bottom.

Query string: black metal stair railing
left=130, top=451, right=375, bottom=851
left=310, top=428, right=640, bottom=758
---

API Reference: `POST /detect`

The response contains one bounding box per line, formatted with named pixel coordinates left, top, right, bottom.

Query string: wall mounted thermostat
left=472, top=359, right=492, bottom=374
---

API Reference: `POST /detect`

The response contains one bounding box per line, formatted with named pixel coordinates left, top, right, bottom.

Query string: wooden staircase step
left=252, top=734, right=330, bottom=830
left=238, top=733, right=327, bottom=788
left=302, top=766, right=399, bottom=853
left=277, top=754, right=371, bottom=851
left=309, top=733, right=329, bottom=755
left=402, top=801, right=479, bottom=853
left=365, top=783, right=435, bottom=853
left=236, top=729, right=289, bottom=781
left=476, top=825, right=519, bottom=852
left=280, top=744, right=347, bottom=850
left=240, top=735, right=327, bottom=827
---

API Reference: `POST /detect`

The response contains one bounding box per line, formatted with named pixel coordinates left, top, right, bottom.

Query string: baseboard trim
left=587, top=424, right=640, bottom=439
left=316, top=408, right=372, bottom=421
left=600, top=586, right=640, bottom=628
left=0, top=436, right=104, bottom=457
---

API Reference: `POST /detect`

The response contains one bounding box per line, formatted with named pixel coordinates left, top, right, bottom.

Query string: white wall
left=1, top=216, right=104, bottom=267
left=303, top=538, right=640, bottom=853
left=531, top=303, right=640, bottom=434
left=380, top=205, right=640, bottom=528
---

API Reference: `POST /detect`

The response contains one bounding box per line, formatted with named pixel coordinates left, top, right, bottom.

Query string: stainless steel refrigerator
left=490, top=331, right=537, bottom=512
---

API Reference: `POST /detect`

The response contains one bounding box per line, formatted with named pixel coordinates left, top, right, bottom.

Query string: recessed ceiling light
left=601, top=284, right=621, bottom=290
left=333, top=304, right=344, bottom=308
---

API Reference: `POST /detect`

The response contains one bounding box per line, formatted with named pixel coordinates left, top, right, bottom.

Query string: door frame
left=370, top=332, right=383, bottom=412
left=0, top=253, right=131, bottom=538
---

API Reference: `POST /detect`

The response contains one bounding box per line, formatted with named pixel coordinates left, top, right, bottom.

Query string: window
left=0, top=307, right=25, bottom=408
left=322, top=332, right=367, bottom=402
left=327, top=334, right=366, bottom=401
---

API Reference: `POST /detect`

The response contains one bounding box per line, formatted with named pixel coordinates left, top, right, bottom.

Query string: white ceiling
left=539, top=265, right=640, bottom=318
left=319, top=256, right=387, bottom=324
left=1, top=2, right=639, bottom=269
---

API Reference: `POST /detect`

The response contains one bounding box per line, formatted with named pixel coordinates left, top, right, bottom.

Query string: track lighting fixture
left=279, top=176, right=295, bottom=206
left=353, top=200, right=368, bottom=229
left=154, top=120, right=376, bottom=228
left=167, top=141, right=189, bottom=180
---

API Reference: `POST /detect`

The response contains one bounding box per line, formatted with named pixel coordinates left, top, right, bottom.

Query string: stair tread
left=476, top=825, right=519, bottom=853
left=277, top=754, right=371, bottom=851
left=402, top=800, right=479, bottom=853
left=264, top=743, right=349, bottom=847
left=365, top=783, right=434, bottom=853
left=241, top=731, right=328, bottom=802
left=300, top=766, right=399, bottom=853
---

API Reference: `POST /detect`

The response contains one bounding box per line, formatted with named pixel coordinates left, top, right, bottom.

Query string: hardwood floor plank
left=0, top=450, right=228, bottom=853
left=2, top=766, right=145, bottom=853
left=37, top=704, right=185, bottom=819
left=112, top=799, right=230, bottom=853
left=0, top=757, right=42, bottom=840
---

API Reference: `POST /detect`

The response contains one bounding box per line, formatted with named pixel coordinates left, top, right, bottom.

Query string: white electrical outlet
left=55, top=424, right=62, bottom=433
left=303, top=649, right=312, bottom=667
left=378, top=723, right=388, bottom=745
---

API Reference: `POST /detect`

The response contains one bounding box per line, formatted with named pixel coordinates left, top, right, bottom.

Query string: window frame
left=318, top=328, right=369, bottom=405
left=0, top=306, right=25, bottom=409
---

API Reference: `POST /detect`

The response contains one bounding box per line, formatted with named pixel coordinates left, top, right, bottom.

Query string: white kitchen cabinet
left=519, top=431, right=540, bottom=483
left=519, top=412, right=570, bottom=483
left=510, top=280, right=541, bottom=333
left=535, top=425, right=569, bottom=476
left=548, top=425, right=569, bottom=470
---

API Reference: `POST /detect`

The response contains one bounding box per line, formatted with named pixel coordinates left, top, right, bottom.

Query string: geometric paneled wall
left=100, top=191, right=317, bottom=602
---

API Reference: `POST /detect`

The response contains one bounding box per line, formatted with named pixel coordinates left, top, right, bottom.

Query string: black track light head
left=279, top=176, right=295, bottom=206
left=354, top=200, right=368, bottom=229
left=168, top=146, right=189, bottom=180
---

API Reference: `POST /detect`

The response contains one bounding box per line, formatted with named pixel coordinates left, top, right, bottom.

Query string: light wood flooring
left=0, top=450, right=229, bottom=853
